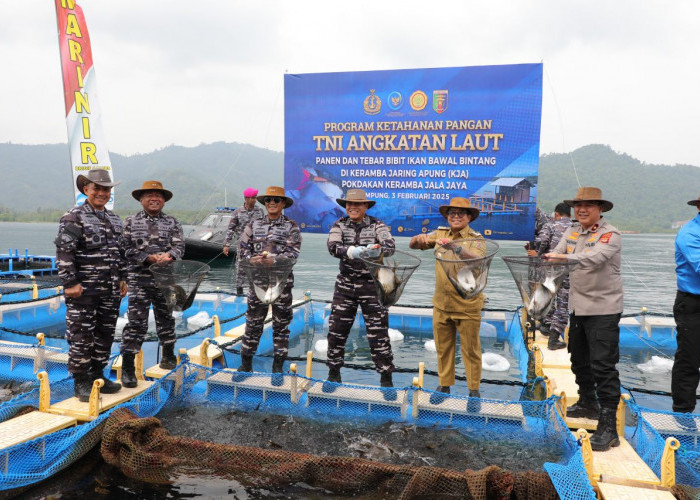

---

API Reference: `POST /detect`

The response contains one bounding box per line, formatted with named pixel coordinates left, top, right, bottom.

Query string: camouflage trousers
left=241, top=274, right=294, bottom=357
left=543, top=281, right=570, bottom=338
left=65, top=292, right=121, bottom=375
left=327, top=276, right=394, bottom=374
left=121, top=284, right=175, bottom=355
left=234, top=258, right=246, bottom=290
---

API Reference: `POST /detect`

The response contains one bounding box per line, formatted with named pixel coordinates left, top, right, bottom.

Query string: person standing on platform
left=120, top=181, right=185, bottom=387
left=671, top=194, right=700, bottom=421
left=544, top=187, right=623, bottom=451
left=527, top=202, right=572, bottom=350
left=237, top=186, right=302, bottom=375
left=55, top=169, right=126, bottom=401
left=223, top=187, right=265, bottom=296
left=410, top=198, right=485, bottom=401
left=325, top=189, right=396, bottom=387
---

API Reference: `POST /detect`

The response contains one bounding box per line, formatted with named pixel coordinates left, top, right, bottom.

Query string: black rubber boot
left=73, top=373, right=93, bottom=403
left=271, top=355, right=286, bottom=387
left=468, top=389, right=481, bottom=413
left=590, top=407, right=620, bottom=451
left=90, top=366, right=122, bottom=394
left=429, top=385, right=450, bottom=404
left=236, top=287, right=244, bottom=296
left=159, top=343, right=177, bottom=370
left=327, top=366, right=341, bottom=383
left=121, top=353, right=138, bottom=389
left=232, top=354, right=253, bottom=382
left=547, top=334, right=567, bottom=350
left=538, top=324, right=551, bottom=337
left=567, top=393, right=600, bottom=419
left=323, top=366, right=342, bottom=393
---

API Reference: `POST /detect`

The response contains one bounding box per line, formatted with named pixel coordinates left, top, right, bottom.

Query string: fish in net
left=238, top=254, right=297, bottom=305
left=435, top=238, right=500, bottom=299
left=360, top=249, right=421, bottom=307
left=149, top=260, right=210, bottom=312
left=501, top=256, right=578, bottom=320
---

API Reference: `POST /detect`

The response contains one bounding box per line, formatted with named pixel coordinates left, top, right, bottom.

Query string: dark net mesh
left=149, top=260, right=210, bottom=311
left=360, top=249, right=421, bottom=307
left=101, top=407, right=559, bottom=499
left=501, top=256, right=577, bottom=320
left=434, top=238, right=499, bottom=299
left=239, top=256, right=296, bottom=304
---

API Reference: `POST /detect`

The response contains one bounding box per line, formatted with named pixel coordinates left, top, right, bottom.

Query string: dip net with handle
left=434, top=238, right=500, bottom=299
left=238, top=255, right=297, bottom=305
left=149, top=260, right=210, bottom=312
left=501, top=256, right=578, bottom=320
left=360, top=249, right=421, bottom=307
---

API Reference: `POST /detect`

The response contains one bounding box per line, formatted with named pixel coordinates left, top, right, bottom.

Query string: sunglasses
left=447, top=210, right=468, bottom=217
left=264, top=197, right=283, bottom=204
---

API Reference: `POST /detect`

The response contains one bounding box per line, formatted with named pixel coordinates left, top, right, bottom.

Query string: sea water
left=0, top=223, right=681, bottom=497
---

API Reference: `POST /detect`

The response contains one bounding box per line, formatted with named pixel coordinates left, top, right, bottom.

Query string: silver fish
left=377, top=266, right=397, bottom=295
left=448, top=267, right=478, bottom=298
left=253, top=276, right=283, bottom=304
left=527, top=275, right=557, bottom=318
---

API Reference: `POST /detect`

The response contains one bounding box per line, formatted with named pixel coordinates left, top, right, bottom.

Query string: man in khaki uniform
left=410, top=198, right=484, bottom=401
left=545, top=186, right=623, bottom=452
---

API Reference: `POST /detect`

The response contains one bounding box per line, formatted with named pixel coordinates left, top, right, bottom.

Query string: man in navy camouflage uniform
left=527, top=202, right=572, bottom=350
left=119, top=181, right=185, bottom=387
left=222, top=187, right=265, bottom=296
left=326, top=189, right=396, bottom=387
left=55, top=169, right=126, bottom=401
left=237, top=186, right=302, bottom=375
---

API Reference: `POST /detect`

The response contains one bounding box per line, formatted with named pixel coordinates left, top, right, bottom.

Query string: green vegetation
left=0, top=142, right=697, bottom=232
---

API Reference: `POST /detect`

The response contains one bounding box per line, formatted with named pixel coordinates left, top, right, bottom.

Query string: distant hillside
left=0, top=142, right=697, bottom=231
left=538, top=144, right=700, bottom=232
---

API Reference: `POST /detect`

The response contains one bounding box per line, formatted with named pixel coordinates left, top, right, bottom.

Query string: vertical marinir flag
left=55, top=0, right=115, bottom=208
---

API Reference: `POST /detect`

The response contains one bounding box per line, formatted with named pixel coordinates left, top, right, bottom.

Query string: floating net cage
left=434, top=238, right=500, bottom=299
left=501, top=256, right=577, bottom=320
left=360, top=249, right=421, bottom=307
left=149, top=260, right=210, bottom=312
left=239, top=256, right=297, bottom=305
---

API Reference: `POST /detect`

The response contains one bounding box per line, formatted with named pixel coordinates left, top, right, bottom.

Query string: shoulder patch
left=599, top=232, right=613, bottom=244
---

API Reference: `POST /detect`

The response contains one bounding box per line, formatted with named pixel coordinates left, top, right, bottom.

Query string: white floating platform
left=47, top=381, right=155, bottom=421
left=0, top=341, right=69, bottom=372
left=583, top=436, right=661, bottom=485
left=0, top=411, right=77, bottom=451
left=412, top=390, right=525, bottom=425
left=206, top=369, right=302, bottom=403
left=598, top=481, right=675, bottom=500
left=306, top=381, right=408, bottom=418
left=640, top=410, right=700, bottom=445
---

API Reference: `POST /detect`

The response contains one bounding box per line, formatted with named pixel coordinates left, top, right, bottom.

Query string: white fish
left=527, top=278, right=556, bottom=318
left=253, top=276, right=283, bottom=304
left=481, top=352, right=511, bottom=372
left=424, top=340, right=436, bottom=352
left=377, top=266, right=397, bottom=295
left=636, top=356, right=674, bottom=374
left=314, top=339, right=328, bottom=352
left=455, top=267, right=476, bottom=294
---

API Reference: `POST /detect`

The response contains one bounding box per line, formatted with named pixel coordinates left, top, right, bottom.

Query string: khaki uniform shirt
left=425, top=226, right=485, bottom=317
left=552, top=218, right=623, bottom=315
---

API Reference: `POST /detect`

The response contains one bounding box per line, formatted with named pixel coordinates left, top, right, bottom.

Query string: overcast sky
left=2, top=1, right=698, bottom=166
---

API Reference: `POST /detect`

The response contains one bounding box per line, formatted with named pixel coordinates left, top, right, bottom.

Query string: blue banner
left=284, top=63, right=542, bottom=240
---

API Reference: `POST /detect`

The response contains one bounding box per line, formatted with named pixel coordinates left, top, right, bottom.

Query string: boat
left=184, top=207, right=237, bottom=260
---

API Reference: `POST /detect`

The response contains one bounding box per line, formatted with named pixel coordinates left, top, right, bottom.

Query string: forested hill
left=0, top=142, right=697, bottom=232
left=538, top=144, right=700, bottom=232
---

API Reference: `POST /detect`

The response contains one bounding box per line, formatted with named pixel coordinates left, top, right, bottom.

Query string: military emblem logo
left=387, top=91, right=403, bottom=111
left=363, top=89, right=381, bottom=115
left=409, top=90, right=428, bottom=111
left=433, top=90, right=448, bottom=114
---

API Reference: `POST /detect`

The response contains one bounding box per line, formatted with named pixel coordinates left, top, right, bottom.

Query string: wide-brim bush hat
left=131, top=180, right=173, bottom=201
left=564, top=186, right=613, bottom=212
left=687, top=194, right=700, bottom=206
left=438, top=197, right=479, bottom=221
left=336, top=188, right=376, bottom=208
left=257, top=186, right=294, bottom=208
left=76, top=168, right=120, bottom=194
